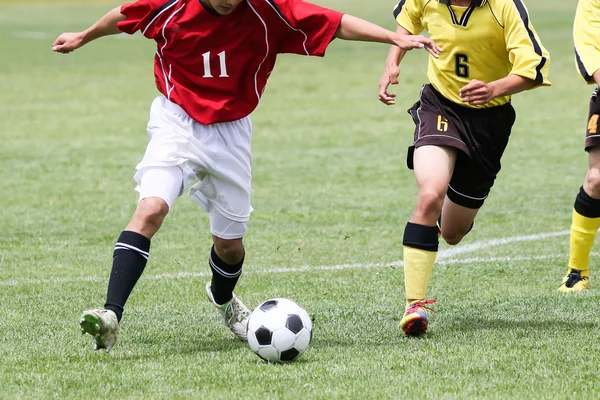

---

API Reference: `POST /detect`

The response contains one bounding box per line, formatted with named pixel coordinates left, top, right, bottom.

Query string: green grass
left=2, top=0, right=600, bottom=398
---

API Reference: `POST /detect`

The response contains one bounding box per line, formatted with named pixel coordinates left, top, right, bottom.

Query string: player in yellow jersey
left=378, top=0, right=551, bottom=336
left=558, top=0, right=600, bottom=292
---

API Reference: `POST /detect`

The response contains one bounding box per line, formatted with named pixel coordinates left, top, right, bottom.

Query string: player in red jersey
left=53, top=0, right=441, bottom=352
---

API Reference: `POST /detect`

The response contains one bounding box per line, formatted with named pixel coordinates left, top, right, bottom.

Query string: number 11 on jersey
left=202, top=51, right=229, bottom=78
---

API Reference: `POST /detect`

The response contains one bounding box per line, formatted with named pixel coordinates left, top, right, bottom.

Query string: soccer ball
left=247, top=298, right=312, bottom=363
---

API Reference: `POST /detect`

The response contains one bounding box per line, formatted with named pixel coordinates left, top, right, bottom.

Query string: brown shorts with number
left=406, top=84, right=516, bottom=209
left=585, top=88, right=600, bottom=151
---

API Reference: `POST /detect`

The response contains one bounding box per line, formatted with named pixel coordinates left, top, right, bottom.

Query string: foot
left=205, top=283, right=251, bottom=341
left=558, top=269, right=590, bottom=292
left=79, top=308, right=119, bottom=352
left=400, top=299, right=436, bottom=336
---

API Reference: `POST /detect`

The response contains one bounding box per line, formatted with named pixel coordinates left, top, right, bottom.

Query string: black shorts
left=585, top=87, right=600, bottom=151
left=407, top=84, right=516, bottom=209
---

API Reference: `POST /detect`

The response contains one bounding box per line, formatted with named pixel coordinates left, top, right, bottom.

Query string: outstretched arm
left=52, top=6, right=126, bottom=53
left=378, top=25, right=412, bottom=105
left=335, top=14, right=441, bottom=58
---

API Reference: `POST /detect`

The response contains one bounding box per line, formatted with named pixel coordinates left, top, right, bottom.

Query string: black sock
left=104, top=231, right=151, bottom=321
left=209, top=246, right=243, bottom=305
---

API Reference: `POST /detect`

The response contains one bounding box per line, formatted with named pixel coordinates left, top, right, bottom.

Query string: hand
left=392, top=34, right=442, bottom=58
left=459, top=79, right=496, bottom=106
left=52, top=32, right=86, bottom=54
left=378, top=64, right=400, bottom=105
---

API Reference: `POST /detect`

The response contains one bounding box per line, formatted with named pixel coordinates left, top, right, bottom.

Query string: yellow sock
left=568, top=209, right=600, bottom=277
left=403, top=246, right=437, bottom=305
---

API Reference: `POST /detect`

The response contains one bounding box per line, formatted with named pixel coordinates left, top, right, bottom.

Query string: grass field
left=2, top=0, right=600, bottom=398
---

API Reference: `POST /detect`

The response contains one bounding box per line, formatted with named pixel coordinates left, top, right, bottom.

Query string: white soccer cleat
left=79, top=308, right=119, bottom=353
left=205, top=282, right=250, bottom=341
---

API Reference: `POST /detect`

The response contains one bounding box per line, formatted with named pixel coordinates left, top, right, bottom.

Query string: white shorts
left=134, top=96, right=253, bottom=239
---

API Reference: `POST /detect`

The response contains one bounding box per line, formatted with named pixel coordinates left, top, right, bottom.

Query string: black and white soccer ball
left=247, top=298, right=312, bottom=363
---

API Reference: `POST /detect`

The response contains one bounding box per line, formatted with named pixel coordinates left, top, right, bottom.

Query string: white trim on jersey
left=262, top=0, right=309, bottom=55
left=157, top=2, right=186, bottom=99
left=247, top=1, right=271, bottom=102
left=142, top=0, right=179, bottom=36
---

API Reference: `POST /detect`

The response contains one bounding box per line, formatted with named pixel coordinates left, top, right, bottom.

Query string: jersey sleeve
left=502, top=0, right=550, bottom=86
left=574, top=0, right=600, bottom=84
left=273, top=0, right=344, bottom=56
left=393, top=0, right=424, bottom=35
left=117, top=0, right=177, bottom=39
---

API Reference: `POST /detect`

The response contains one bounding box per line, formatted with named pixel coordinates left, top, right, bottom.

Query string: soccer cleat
left=400, top=299, right=436, bottom=336
left=205, top=282, right=251, bottom=341
left=558, top=269, right=590, bottom=292
left=79, top=308, right=119, bottom=353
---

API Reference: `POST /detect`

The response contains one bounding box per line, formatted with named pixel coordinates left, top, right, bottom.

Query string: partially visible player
left=378, top=0, right=550, bottom=335
left=558, top=0, right=600, bottom=292
left=52, top=0, right=441, bottom=352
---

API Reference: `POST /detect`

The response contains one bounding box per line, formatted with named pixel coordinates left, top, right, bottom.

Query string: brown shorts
left=585, top=87, right=600, bottom=151
left=407, top=84, right=516, bottom=209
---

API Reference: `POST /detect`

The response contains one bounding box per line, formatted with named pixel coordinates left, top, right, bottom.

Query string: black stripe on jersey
left=459, top=6, right=475, bottom=26
left=446, top=4, right=475, bottom=26
left=151, top=0, right=178, bottom=22
left=393, top=0, right=406, bottom=19
left=575, top=47, right=593, bottom=82
left=535, top=57, right=547, bottom=85
left=439, top=0, right=487, bottom=5
left=511, top=0, right=546, bottom=84
left=446, top=5, right=459, bottom=24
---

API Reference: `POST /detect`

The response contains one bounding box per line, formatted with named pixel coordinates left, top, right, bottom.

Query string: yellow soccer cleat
left=558, top=269, right=590, bottom=292
left=399, top=299, right=436, bottom=336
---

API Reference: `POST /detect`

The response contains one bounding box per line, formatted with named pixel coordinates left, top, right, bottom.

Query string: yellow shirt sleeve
left=502, top=0, right=551, bottom=86
left=393, top=0, right=424, bottom=35
left=574, top=0, right=600, bottom=83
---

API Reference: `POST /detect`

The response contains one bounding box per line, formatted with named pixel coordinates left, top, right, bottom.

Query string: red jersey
left=117, top=0, right=343, bottom=125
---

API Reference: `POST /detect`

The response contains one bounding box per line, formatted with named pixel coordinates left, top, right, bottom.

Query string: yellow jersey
left=394, top=0, right=551, bottom=107
left=574, top=0, right=600, bottom=83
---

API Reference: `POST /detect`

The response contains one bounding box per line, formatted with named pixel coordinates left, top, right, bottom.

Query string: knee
left=415, top=189, right=445, bottom=217
left=585, top=168, right=600, bottom=197
left=133, top=198, right=169, bottom=230
left=213, top=237, right=245, bottom=264
left=441, top=231, right=464, bottom=246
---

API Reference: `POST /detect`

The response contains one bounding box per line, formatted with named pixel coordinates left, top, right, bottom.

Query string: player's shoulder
left=250, top=0, right=291, bottom=10
left=486, top=0, right=529, bottom=20
left=398, top=0, right=430, bottom=14
left=410, top=0, right=431, bottom=9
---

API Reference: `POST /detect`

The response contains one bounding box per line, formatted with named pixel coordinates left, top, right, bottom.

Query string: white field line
left=436, top=230, right=570, bottom=260
left=0, top=230, right=571, bottom=288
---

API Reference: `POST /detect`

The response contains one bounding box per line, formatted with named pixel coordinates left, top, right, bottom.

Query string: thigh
left=585, top=88, right=600, bottom=151
left=135, top=166, right=184, bottom=209
left=448, top=104, right=515, bottom=209
left=407, top=85, right=471, bottom=166
left=440, top=195, right=479, bottom=237
left=447, top=163, right=492, bottom=209
left=209, top=210, right=249, bottom=240
left=188, top=117, right=254, bottom=236
left=413, top=145, right=456, bottom=193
